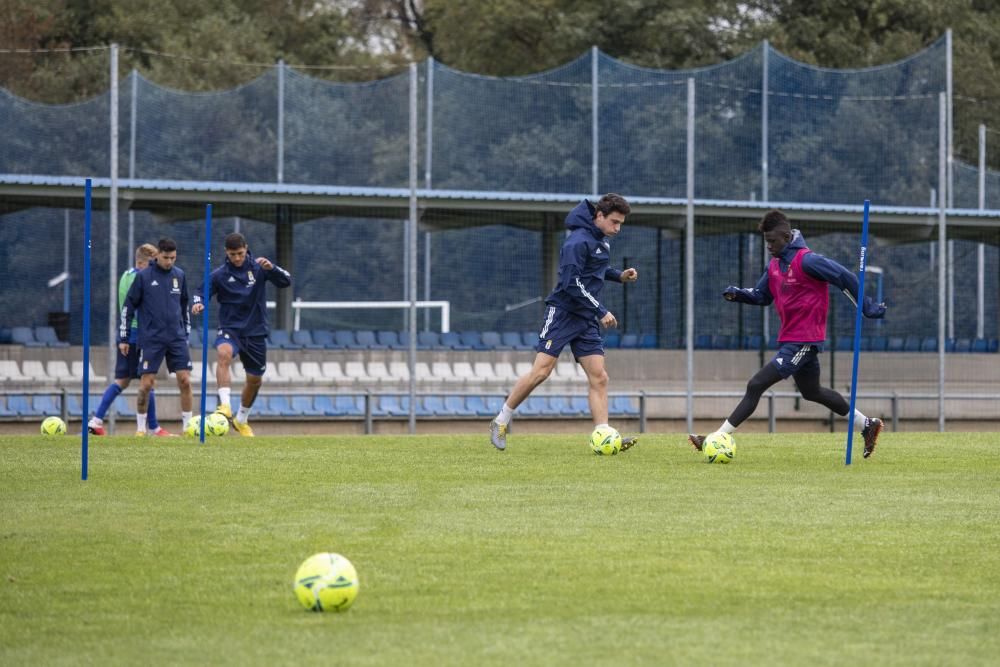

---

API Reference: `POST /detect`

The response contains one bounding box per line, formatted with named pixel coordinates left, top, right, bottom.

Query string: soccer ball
left=40, top=416, right=67, bottom=436
left=703, top=432, right=736, bottom=464
left=293, top=552, right=359, bottom=612
left=184, top=415, right=203, bottom=437
left=205, top=412, right=229, bottom=436
left=590, top=425, right=622, bottom=456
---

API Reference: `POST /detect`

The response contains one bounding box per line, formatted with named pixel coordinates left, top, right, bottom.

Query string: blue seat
left=480, top=331, right=502, bottom=349
left=115, top=395, right=139, bottom=417
left=459, top=331, right=487, bottom=350
left=34, top=326, right=69, bottom=347
left=604, top=332, right=621, bottom=348
left=396, top=331, right=415, bottom=349
left=422, top=395, right=447, bottom=416
left=546, top=396, right=578, bottom=416
left=189, top=328, right=205, bottom=349
left=954, top=338, right=972, bottom=353
left=32, top=395, right=60, bottom=416
left=376, top=330, right=403, bottom=349
left=835, top=337, right=854, bottom=352
left=972, top=338, right=989, bottom=353
left=312, top=330, right=339, bottom=349
left=886, top=337, right=904, bottom=352
left=990, top=339, right=999, bottom=353
left=712, top=335, right=738, bottom=350
left=501, top=331, right=525, bottom=349
left=328, top=395, right=365, bottom=417
left=746, top=335, right=764, bottom=349
left=869, top=336, right=888, bottom=352
left=0, top=328, right=11, bottom=344
left=767, top=335, right=778, bottom=349
left=417, top=331, right=441, bottom=350
left=444, top=396, right=471, bottom=416
left=694, top=334, right=712, bottom=350
left=291, top=395, right=324, bottom=417
left=354, top=330, right=386, bottom=349
left=10, top=326, right=43, bottom=347
left=521, top=332, right=540, bottom=349
left=65, top=394, right=103, bottom=417
left=920, top=337, right=937, bottom=352
left=569, top=396, right=590, bottom=415
left=611, top=395, right=639, bottom=416
left=466, top=395, right=493, bottom=416
left=8, top=395, right=32, bottom=416
left=483, top=396, right=505, bottom=415
left=903, top=336, right=921, bottom=352
left=945, top=338, right=956, bottom=353
left=377, top=395, right=406, bottom=417
left=518, top=396, right=549, bottom=416
left=269, top=396, right=298, bottom=416
left=291, top=330, right=324, bottom=350
left=334, top=330, right=359, bottom=349
left=0, top=397, right=16, bottom=418
left=440, top=331, right=470, bottom=350
left=638, top=333, right=658, bottom=349
left=620, top=334, right=639, bottom=349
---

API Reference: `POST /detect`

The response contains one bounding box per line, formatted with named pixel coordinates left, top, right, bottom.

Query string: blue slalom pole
left=199, top=204, right=212, bottom=443
left=845, top=199, right=871, bottom=465
left=81, top=179, right=92, bottom=480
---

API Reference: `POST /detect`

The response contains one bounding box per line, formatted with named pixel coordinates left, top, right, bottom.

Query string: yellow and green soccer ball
left=703, top=432, right=736, bottom=464
left=590, top=425, right=622, bottom=456
left=40, top=416, right=67, bottom=436
left=205, top=412, right=229, bottom=436
left=184, top=415, right=203, bottom=437
left=293, top=552, right=359, bottom=612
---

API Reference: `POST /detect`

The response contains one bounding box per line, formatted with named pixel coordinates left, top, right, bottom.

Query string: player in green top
left=88, top=244, right=174, bottom=436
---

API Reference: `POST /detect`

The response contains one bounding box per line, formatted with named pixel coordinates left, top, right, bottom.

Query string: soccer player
left=688, top=209, right=887, bottom=457
left=191, top=232, right=291, bottom=437
left=489, top=193, right=639, bottom=451
left=119, top=238, right=194, bottom=435
left=88, top=243, right=174, bottom=436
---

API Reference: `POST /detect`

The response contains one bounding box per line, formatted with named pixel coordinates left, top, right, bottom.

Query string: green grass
left=1, top=432, right=998, bottom=666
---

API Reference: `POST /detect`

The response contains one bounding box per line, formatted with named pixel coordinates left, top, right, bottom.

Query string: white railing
left=266, top=299, right=450, bottom=332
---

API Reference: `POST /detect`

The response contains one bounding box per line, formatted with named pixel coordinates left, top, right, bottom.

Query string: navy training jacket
left=543, top=199, right=623, bottom=320
left=192, top=251, right=291, bottom=338
left=120, top=262, right=190, bottom=347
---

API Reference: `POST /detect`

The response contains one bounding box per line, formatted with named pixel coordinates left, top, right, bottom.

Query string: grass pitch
left=1, top=431, right=998, bottom=666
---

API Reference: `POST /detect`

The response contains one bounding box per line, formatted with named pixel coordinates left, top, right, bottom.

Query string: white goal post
left=266, top=299, right=451, bottom=332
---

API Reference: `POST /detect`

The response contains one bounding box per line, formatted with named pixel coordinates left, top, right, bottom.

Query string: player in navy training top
left=192, top=232, right=291, bottom=437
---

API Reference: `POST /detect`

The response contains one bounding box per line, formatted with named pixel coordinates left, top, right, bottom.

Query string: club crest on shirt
left=171, top=277, right=181, bottom=294
left=247, top=271, right=256, bottom=285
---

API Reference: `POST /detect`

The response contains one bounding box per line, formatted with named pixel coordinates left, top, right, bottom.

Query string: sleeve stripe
left=574, top=277, right=601, bottom=309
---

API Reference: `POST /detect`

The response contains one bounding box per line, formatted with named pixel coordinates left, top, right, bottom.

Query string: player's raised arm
left=722, top=270, right=773, bottom=306
left=801, top=253, right=886, bottom=318
left=257, top=256, right=291, bottom=287
left=560, top=241, right=608, bottom=318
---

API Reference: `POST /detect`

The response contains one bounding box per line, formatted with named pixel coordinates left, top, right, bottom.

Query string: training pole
left=81, top=179, right=93, bottom=480
left=198, top=204, right=212, bottom=443
left=845, top=199, right=871, bottom=465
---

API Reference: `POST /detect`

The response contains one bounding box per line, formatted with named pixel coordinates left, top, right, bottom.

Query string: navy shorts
left=215, top=329, right=268, bottom=376
left=534, top=305, right=604, bottom=359
left=114, top=344, right=142, bottom=380
left=139, top=339, right=192, bottom=375
left=769, top=342, right=821, bottom=379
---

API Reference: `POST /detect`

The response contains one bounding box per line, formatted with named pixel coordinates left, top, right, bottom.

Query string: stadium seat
left=291, top=330, right=324, bottom=349
left=374, top=395, right=403, bottom=417
left=517, top=396, right=547, bottom=416
left=546, top=396, right=578, bottom=416
left=188, top=328, right=203, bottom=349
left=553, top=362, right=580, bottom=384
left=277, top=361, right=309, bottom=385
left=0, top=396, right=16, bottom=418
left=414, top=362, right=435, bottom=384
left=328, top=395, right=365, bottom=417
left=334, top=330, right=359, bottom=349
left=521, top=332, right=540, bottom=349
left=114, top=395, right=137, bottom=417
left=32, top=394, right=60, bottom=416
left=452, top=362, right=476, bottom=384
left=767, top=335, right=778, bottom=349
left=639, top=333, right=658, bottom=349
left=920, top=337, right=937, bottom=352
left=376, top=330, right=402, bottom=349
left=603, top=332, right=621, bottom=348
left=366, top=361, right=393, bottom=384
left=344, top=361, right=373, bottom=384
left=321, top=361, right=353, bottom=385
left=45, top=360, right=81, bottom=387
left=500, top=331, right=525, bottom=349
left=291, top=395, right=325, bottom=417
left=619, top=334, right=639, bottom=349
left=269, top=395, right=301, bottom=416
left=311, top=330, right=339, bottom=349
left=990, top=339, right=999, bottom=353
left=440, top=331, right=470, bottom=350
left=472, top=361, right=498, bottom=384
left=903, top=336, right=921, bottom=352
left=355, top=330, right=386, bottom=349
left=955, top=338, right=972, bottom=353
left=611, top=395, right=639, bottom=416
left=65, top=393, right=103, bottom=417
left=20, top=361, right=52, bottom=385
left=459, top=331, right=487, bottom=350
left=694, top=334, right=712, bottom=350
left=431, top=362, right=461, bottom=383
left=269, top=329, right=301, bottom=350
left=421, top=395, right=446, bottom=416
left=945, top=338, right=956, bottom=353
left=299, top=361, right=327, bottom=385
left=972, top=338, right=989, bottom=353
left=493, top=362, right=518, bottom=384
left=835, top=337, right=853, bottom=352
left=388, top=361, right=411, bottom=383
left=886, top=337, right=905, bottom=352
left=443, top=396, right=470, bottom=416
left=480, top=331, right=502, bottom=349
left=0, top=328, right=11, bottom=345
left=746, top=335, right=764, bottom=350
left=869, top=336, right=888, bottom=352
left=712, top=335, right=737, bottom=350
left=11, top=327, right=44, bottom=347
left=465, top=395, right=494, bottom=416
left=71, top=361, right=107, bottom=384
left=417, top=331, right=441, bottom=349
left=7, top=395, right=32, bottom=416
left=569, top=396, right=589, bottom=415
left=34, top=326, right=69, bottom=347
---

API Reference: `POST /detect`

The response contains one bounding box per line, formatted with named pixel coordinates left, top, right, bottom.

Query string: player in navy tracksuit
left=191, top=232, right=291, bottom=436
left=119, top=238, right=194, bottom=435
left=490, top=193, right=639, bottom=451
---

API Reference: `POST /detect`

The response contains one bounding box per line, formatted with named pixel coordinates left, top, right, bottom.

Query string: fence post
left=364, top=392, right=373, bottom=435
left=277, top=59, right=284, bottom=183
left=108, top=44, right=120, bottom=391
left=938, top=92, right=947, bottom=433
left=685, top=77, right=695, bottom=433
left=767, top=392, right=775, bottom=433
left=891, top=392, right=899, bottom=432
left=60, top=388, right=68, bottom=424
left=408, top=63, right=419, bottom=435
left=638, top=391, right=646, bottom=434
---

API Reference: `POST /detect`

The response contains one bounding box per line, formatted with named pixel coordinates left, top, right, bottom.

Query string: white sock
left=852, top=409, right=868, bottom=430
left=136, top=413, right=147, bottom=433
left=594, top=423, right=609, bottom=430
left=236, top=406, right=251, bottom=424
left=182, top=411, right=192, bottom=429
left=218, top=387, right=231, bottom=409
left=717, top=420, right=737, bottom=435
left=495, top=402, right=514, bottom=426
left=90, top=416, right=103, bottom=426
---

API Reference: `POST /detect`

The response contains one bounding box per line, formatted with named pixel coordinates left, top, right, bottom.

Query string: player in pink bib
left=689, top=210, right=887, bottom=458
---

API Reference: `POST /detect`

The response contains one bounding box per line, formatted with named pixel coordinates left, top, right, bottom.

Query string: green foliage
left=1, top=433, right=998, bottom=665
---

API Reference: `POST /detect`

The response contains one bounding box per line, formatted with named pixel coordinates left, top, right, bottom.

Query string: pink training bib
left=768, top=249, right=828, bottom=342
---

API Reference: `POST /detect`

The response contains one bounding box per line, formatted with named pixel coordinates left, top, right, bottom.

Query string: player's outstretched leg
left=862, top=418, right=883, bottom=458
